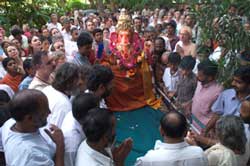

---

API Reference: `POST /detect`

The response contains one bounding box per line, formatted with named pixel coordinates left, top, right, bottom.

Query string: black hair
left=40, top=36, right=52, bottom=45
left=77, top=31, right=93, bottom=48
left=0, top=104, right=10, bottom=127
left=179, top=55, right=196, bottom=70
left=155, top=36, right=166, bottom=46
left=142, top=17, right=149, bottom=23
left=229, top=4, right=237, bottom=9
left=82, top=108, right=113, bottom=143
left=79, top=64, right=92, bottom=80
left=70, top=27, right=78, bottom=35
left=31, top=51, right=48, bottom=66
left=72, top=93, right=99, bottom=122
left=161, top=111, right=188, bottom=138
left=0, top=90, right=11, bottom=104
left=10, top=28, right=23, bottom=37
left=144, top=26, right=156, bottom=33
left=168, top=52, right=181, bottom=64
left=9, top=89, right=47, bottom=121
left=197, top=59, right=218, bottom=77
left=154, top=37, right=166, bottom=62
left=87, top=64, right=114, bottom=91
left=133, top=16, right=142, bottom=22
left=166, top=20, right=177, bottom=29
left=0, top=90, right=11, bottom=127
left=85, top=18, right=93, bottom=25
left=2, top=57, right=15, bottom=71
left=185, top=13, right=195, bottom=19
left=23, top=58, right=32, bottom=74
left=92, top=28, right=103, bottom=36
left=240, top=49, right=250, bottom=61
left=52, top=63, right=79, bottom=92
left=112, top=16, right=117, bottom=23
left=28, top=35, right=40, bottom=44
left=234, top=66, right=250, bottom=84
left=103, top=27, right=110, bottom=32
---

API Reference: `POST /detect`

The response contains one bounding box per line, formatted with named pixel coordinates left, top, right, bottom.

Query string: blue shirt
left=19, top=76, right=33, bottom=91
left=2, top=119, right=55, bottom=166
left=70, top=52, right=90, bottom=66
left=0, top=47, right=4, bottom=56
left=212, top=88, right=242, bottom=116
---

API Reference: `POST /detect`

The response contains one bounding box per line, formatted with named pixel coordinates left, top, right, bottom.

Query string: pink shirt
left=192, top=81, right=223, bottom=131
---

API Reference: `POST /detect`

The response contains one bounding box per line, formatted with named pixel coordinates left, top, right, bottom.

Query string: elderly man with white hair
left=174, top=26, right=197, bottom=58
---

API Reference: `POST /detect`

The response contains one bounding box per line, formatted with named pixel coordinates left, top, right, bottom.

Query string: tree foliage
left=191, top=0, right=250, bottom=87
left=0, top=0, right=60, bottom=30
left=0, top=0, right=90, bottom=31
left=107, top=0, right=174, bottom=11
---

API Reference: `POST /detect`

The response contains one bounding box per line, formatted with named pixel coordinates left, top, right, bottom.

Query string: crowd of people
left=0, top=3, right=250, bottom=166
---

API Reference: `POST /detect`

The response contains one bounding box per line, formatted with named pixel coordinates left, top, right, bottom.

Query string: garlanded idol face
left=117, top=30, right=133, bottom=60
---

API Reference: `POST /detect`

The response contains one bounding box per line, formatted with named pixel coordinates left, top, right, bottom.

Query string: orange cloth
left=212, top=40, right=219, bottom=50
left=103, top=53, right=161, bottom=112
left=140, top=52, right=161, bottom=110
left=0, top=74, right=23, bottom=92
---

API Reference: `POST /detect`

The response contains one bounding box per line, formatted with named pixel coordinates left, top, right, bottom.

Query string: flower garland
left=110, top=32, right=143, bottom=71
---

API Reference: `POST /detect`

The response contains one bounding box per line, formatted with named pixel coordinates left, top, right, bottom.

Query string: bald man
left=135, top=111, right=208, bottom=166
left=2, top=89, right=64, bottom=166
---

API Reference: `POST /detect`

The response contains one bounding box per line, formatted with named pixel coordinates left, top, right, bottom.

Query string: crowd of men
left=0, top=3, right=250, bottom=166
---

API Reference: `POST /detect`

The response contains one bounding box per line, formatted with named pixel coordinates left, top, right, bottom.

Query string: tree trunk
left=96, top=0, right=105, bottom=14
left=89, top=0, right=95, bottom=8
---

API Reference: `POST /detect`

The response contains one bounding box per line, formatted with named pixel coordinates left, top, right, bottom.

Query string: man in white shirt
left=29, top=51, right=56, bottom=91
left=61, top=18, right=71, bottom=42
left=47, top=13, right=62, bottom=31
left=75, top=108, right=133, bottom=166
left=86, top=64, right=114, bottom=108
left=2, top=89, right=64, bottom=166
left=64, top=27, right=78, bottom=59
left=85, top=19, right=95, bottom=34
left=142, top=5, right=151, bottom=17
left=42, top=63, right=80, bottom=128
left=163, top=52, right=181, bottom=95
left=61, top=93, right=99, bottom=166
left=135, top=111, right=208, bottom=166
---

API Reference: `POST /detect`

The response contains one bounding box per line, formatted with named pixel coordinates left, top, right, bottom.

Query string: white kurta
left=42, top=85, right=72, bottom=128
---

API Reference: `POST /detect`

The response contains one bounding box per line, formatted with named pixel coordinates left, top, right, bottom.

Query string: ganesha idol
left=102, top=13, right=161, bottom=112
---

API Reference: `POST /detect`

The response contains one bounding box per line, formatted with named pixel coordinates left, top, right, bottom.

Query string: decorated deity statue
left=103, top=13, right=161, bottom=111
left=109, top=14, right=144, bottom=77
left=102, top=12, right=163, bottom=165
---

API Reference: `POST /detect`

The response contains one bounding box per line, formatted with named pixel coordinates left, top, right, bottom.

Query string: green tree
left=0, top=0, right=68, bottom=31
left=191, top=0, right=250, bottom=87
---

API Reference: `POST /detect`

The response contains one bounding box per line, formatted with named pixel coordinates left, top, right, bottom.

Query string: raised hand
left=112, top=138, right=133, bottom=166
left=185, top=131, right=197, bottom=145
left=45, top=124, right=65, bottom=166
left=176, top=44, right=184, bottom=56
left=44, top=124, right=64, bottom=148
